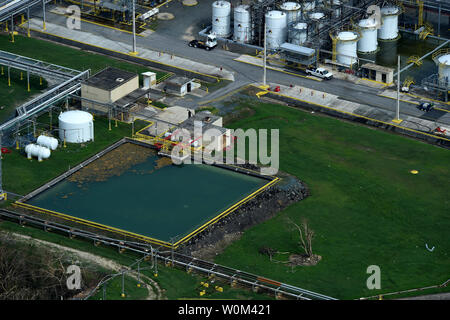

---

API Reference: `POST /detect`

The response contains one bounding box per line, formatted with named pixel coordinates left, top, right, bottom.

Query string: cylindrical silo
left=378, top=6, right=400, bottom=40
left=212, top=1, right=231, bottom=37
left=309, top=12, right=325, bottom=31
left=289, top=22, right=308, bottom=46
left=336, top=31, right=360, bottom=66
left=357, top=18, right=378, bottom=53
left=265, top=10, right=288, bottom=49
left=59, top=110, right=94, bottom=143
left=234, top=5, right=251, bottom=43
left=436, top=54, right=450, bottom=84
left=279, top=2, right=301, bottom=25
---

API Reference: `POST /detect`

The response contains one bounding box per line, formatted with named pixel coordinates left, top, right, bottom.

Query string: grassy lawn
left=0, top=69, right=48, bottom=123
left=0, top=34, right=167, bottom=81
left=214, top=100, right=450, bottom=299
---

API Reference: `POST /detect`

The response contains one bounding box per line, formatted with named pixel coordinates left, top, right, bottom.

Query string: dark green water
left=27, top=155, right=268, bottom=242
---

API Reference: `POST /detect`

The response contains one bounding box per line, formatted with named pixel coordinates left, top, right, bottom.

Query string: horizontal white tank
left=37, top=135, right=58, bottom=151
left=279, top=2, right=301, bottom=25
left=309, top=12, right=325, bottom=30
left=234, top=5, right=251, bottom=43
left=25, top=144, right=51, bottom=162
left=59, top=110, right=94, bottom=144
left=212, top=1, right=231, bottom=37
left=437, top=54, right=450, bottom=82
left=336, top=31, right=359, bottom=66
left=357, top=18, right=378, bottom=53
left=289, top=22, right=308, bottom=46
left=265, top=10, right=288, bottom=49
left=378, top=6, right=399, bottom=40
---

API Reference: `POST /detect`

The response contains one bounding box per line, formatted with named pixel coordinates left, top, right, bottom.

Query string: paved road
left=29, top=4, right=450, bottom=126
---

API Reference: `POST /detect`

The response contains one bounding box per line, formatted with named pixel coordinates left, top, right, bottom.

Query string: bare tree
left=286, top=217, right=315, bottom=257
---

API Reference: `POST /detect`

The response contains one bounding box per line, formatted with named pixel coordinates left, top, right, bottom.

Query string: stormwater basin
left=19, top=141, right=274, bottom=246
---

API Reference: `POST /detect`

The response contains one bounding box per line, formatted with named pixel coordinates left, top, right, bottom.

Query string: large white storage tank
left=59, top=110, right=94, bottom=143
left=357, top=18, right=378, bottom=53
left=212, top=1, right=231, bottom=37
left=234, top=5, right=251, bottom=43
left=309, top=12, right=325, bottom=31
left=279, top=2, right=301, bottom=25
left=436, top=54, right=450, bottom=84
left=336, top=31, right=360, bottom=66
left=289, top=22, right=308, bottom=46
left=265, top=10, right=288, bottom=49
left=378, top=6, right=400, bottom=40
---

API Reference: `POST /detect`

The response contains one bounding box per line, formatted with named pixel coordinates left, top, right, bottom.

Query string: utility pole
left=262, top=23, right=267, bottom=88
left=130, top=0, right=138, bottom=55
left=393, top=55, right=403, bottom=124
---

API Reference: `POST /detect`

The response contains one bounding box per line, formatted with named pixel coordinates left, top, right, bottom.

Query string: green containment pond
left=24, top=143, right=271, bottom=245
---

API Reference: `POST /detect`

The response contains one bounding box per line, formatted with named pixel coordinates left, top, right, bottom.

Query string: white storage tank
left=59, top=110, right=94, bottom=144
left=265, top=10, right=288, bottom=49
left=279, top=2, right=301, bottom=25
left=309, top=12, right=325, bottom=31
left=436, top=54, right=450, bottom=84
left=336, top=31, right=360, bottom=66
left=212, top=1, right=231, bottom=37
left=357, top=18, right=378, bottom=53
left=378, top=6, right=400, bottom=40
left=289, top=22, right=308, bottom=46
left=37, top=135, right=58, bottom=151
left=234, top=5, right=251, bottom=43
left=25, top=144, right=51, bottom=162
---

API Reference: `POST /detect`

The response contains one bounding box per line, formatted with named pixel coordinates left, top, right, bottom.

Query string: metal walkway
left=0, top=50, right=90, bottom=132
left=0, top=208, right=337, bottom=300
left=0, top=0, right=51, bottom=23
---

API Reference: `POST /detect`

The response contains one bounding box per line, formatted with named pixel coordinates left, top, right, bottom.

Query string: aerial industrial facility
left=0, top=0, right=448, bottom=302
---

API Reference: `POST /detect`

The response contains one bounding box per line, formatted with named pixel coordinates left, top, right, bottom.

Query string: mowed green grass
left=215, top=101, right=450, bottom=299
left=0, top=34, right=167, bottom=80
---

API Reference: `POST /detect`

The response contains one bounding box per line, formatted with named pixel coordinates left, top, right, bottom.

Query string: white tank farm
left=59, top=110, right=94, bottom=143
left=212, top=1, right=231, bottom=37
left=357, top=18, right=378, bottom=53
left=37, top=135, right=58, bottom=150
left=279, top=2, right=301, bottom=25
left=233, top=5, right=251, bottom=43
left=437, top=54, right=450, bottom=83
left=378, top=6, right=400, bottom=40
left=265, top=10, right=288, bottom=49
left=289, top=22, right=308, bottom=46
left=309, top=12, right=325, bottom=30
left=336, top=31, right=359, bottom=66
left=25, top=144, right=51, bottom=162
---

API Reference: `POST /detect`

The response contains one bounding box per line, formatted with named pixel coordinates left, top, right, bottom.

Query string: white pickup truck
left=306, top=67, right=333, bottom=80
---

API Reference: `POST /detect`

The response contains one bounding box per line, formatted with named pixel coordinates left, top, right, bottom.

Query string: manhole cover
left=157, top=12, right=175, bottom=20
left=182, top=0, right=198, bottom=6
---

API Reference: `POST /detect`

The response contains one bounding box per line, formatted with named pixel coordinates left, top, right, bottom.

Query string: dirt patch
left=68, top=143, right=155, bottom=187
left=288, top=254, right=322, bottom=267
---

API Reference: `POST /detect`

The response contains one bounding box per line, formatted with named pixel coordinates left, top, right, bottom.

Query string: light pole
left=129, top=0, right=138, bottom=55
left=393, top=55, right=403, bottom=124
left=262, top=23, right=267, bottom=88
